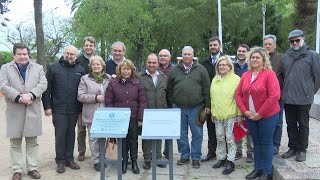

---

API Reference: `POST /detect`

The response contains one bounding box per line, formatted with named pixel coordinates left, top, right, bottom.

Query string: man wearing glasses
left=280, top=29, right=320, bottom=162
left=42, top=46, right=86, bottom=173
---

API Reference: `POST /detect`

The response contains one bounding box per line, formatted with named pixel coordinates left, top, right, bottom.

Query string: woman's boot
left=122, top=158, right=128, bottom=174
left=131, top=160, right=140, bottom=174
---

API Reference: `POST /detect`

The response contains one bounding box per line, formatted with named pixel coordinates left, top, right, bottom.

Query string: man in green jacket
left=167, top=46, right=210, bottom=169
left=138, top=53, right=168, bottom=170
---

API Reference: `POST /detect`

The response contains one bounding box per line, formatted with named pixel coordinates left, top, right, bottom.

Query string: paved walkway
left=0, top=97, right=319, bottom=179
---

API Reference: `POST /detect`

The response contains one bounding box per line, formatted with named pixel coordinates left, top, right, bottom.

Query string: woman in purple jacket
left=105, top=60, right=147, bottom=174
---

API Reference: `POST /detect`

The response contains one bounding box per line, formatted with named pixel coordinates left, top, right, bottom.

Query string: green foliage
left=0, top=51, right=12, bottom=65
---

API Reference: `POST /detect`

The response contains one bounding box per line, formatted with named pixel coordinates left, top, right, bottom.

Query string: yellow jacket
left=210, top=73, right=242, bottom=120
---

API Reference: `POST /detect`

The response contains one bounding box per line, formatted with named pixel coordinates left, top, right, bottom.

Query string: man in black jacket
left=200, top=37, right=222, bottom=162
left=76, top=36, right=96, bottom=161
left=42, top=46, right=86, bottom=173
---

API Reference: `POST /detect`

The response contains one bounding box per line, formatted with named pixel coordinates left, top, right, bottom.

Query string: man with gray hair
left=263, top=34, right=284, bottom=155
left=105, top=41, right=126, bottom=76
left=167, top=46, right=210, bottom=169
left=280, top=29, right=320, bottom=162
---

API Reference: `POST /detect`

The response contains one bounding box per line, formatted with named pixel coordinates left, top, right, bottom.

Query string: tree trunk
left=34, top=0, right=45, bottom=67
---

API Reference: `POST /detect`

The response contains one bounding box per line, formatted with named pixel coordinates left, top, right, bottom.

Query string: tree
left=0, top=51, right=11, bottom=65
left=34, top=0, right=45, bottom=67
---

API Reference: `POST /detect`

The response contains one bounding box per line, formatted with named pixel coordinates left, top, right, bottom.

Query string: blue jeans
left=177, top=106, right=203, bottom=160
left=273, top=99, right=284, bottom=147
left=246, top=113, right=278, bottom=174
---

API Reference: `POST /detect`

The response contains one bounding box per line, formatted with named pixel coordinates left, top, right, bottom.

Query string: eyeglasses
left=289, top=38, right=301, bottom=44
left=218, top=64, right=228, bottom=67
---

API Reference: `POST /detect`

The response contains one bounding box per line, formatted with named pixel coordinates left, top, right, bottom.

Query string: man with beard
left=200, top=37, right=222, bottom=162
left=42, top=46, right=86, bottom=173
left=76, top=36, right=96, bottom=161
left=280, top=29, right=320, bottom=162
left=233, top=44, right=254, bottom=162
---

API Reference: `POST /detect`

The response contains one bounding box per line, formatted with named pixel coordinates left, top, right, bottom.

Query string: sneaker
left=192, top=160, right=200, bottom=169
left=246, top=153, right=254, bottom=163
left=94, top=163, right=100, bottom=172
left=296, top=151, right=306, bottom=162
left=177, top=158, right=190, bottom=165
left=235, top=152, right=242, bottom=160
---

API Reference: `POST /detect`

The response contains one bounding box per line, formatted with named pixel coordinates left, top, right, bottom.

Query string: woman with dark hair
left=236, top=47, right=280, bottom=180
left=77, top=55, right=111, bottom=172
left=105, top=60, right=147, bottom=174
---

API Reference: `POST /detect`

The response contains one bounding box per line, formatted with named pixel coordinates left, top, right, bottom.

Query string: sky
left=0, top=0, right=72, bottom=51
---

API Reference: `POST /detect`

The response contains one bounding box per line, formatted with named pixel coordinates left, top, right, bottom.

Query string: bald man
left=42, top=46, right=86, bottom=173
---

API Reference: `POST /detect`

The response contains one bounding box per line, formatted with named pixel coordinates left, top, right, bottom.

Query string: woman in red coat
left=235, top=47, right=280, bottom=180
left=105, top=60, right=147, bottom=174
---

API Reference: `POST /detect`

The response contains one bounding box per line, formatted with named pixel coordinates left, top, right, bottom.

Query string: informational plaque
left=141, top=108, right=181, bottom=139
left=90, top=107, right=131, bottom=138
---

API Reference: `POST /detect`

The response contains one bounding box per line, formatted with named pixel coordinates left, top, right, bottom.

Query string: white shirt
left=145, top=69, right=159, bottom=87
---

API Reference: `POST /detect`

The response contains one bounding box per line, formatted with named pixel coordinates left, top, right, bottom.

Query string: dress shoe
left=222, top=161, right=235, bottom=175
left=281, top=149, right=297, bottom=159
left=246, top=153, right=254, bottom=163
left=131, top=160, right=140, bottom=174
left=65, top=161, right=80, bottom=170
left=192, top=160, right=200, bottom=169
left=157, top=164, right=166, bottom=168
left=258, top=173, right=272, bottom=180
left=212, top=159, right=226, bottom=168
left=235, top=152, right=243, bottom=160
left=245, top=169, right=263, bottom=179
left=177, top=158, right=190, bottom=165
left=56, top=164, right=65, bottom=173
left=94, top=163, right=100, bottom=172
left=274, top=146, right=279, bottom=155
left=163, top=151, right=169, bottom=159
left=27, top=170, right=41, bottom=179
left=77, top=152, right=85, bottom=161
left=12, top=172, right=22, bottom=180
left=296, top=151, right=306, bottom=162
left=201, top=153, right=216, bottom=162
left=142, top=161, right=151, bottom=170
left=122, top=159, right=128, bottom=174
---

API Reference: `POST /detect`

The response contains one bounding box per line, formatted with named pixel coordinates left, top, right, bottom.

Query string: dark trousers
left=247, top=113, right=278, bottom=174
left=142, top=139, right=162, bottom=161
left=123, top=120, right=138, bottom=160
left=273, top=99, right=284, bottom=147
left=206, top=115, right=217, bottom=156
left=284, top=104, right=311, bottom=152
left=52, top=113, right=79, bottom=164
left=77, top=113, right=87, bottom=154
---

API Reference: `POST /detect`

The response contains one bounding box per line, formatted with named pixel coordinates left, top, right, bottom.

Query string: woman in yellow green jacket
left=210, top=55, right=242, bottom=175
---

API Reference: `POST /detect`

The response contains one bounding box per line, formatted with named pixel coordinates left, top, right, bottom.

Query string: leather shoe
left=157, top=164, right=166, bottom=168
left=201, top=153, right=216, bottom=162
left=12, top=172, right=22, bottom=180
left=142, top=161, right=151, bottom=170
left=192, top=160, right=200, bottom=169
left=56, top=164, right=65, bottom=173
left=77, top=152, right=85, bottom=161
left=222, top=161, right=235, bottom=175
left=163, top=151, right=169, bottom=159
left=65, top=161, right=80, bottom=170
left=245, top=169, right=263, bottom=179
left=212, top=159, right=226, bottom=168
left=94, top=163, right=100, bottom=172
left=281, top=149, right=297, bottom=159
left=296, top=151, right=306, bottom=162
left=274, top=146, right=279, bottom=155
left=27, top=170, right=41, bottom=179
left=177, top=158, right=190, bottom=165
left=258, top=173, right=272, bottom=180
left=235, top=152, right=243, bottom=160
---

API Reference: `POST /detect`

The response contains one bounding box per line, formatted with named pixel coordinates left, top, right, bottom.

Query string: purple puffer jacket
left=105, top=77, right=147, bottom=121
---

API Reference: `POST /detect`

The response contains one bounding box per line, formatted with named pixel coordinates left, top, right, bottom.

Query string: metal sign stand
left=151, top=139, right=174, bottom=180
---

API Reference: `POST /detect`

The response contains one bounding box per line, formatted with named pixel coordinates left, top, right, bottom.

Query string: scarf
left=91, top=72, right=105, bottom=84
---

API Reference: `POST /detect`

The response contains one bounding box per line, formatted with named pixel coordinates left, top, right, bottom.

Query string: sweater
left=235, top=70, right=280, bottom=118
left=210, top=73, right=242, bottom=120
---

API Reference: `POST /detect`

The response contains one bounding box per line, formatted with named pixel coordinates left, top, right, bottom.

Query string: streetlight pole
left=218, top=0, right=223, bottom=52
left=262, top=3, right=266, bottom=42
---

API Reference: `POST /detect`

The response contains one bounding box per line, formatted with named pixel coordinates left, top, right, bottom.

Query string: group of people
left=0, top=29, right=319, bottom=180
